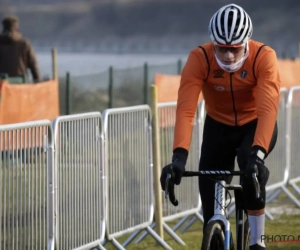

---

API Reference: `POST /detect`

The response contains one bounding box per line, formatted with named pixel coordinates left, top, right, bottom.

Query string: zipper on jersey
left=230, top=73, right=238, bottom=126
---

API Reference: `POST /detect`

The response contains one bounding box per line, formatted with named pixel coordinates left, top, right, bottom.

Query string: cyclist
left=160, top=3, right=280, bottom=250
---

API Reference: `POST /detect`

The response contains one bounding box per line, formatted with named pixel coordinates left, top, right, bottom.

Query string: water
left=36, top=51, right=188, bottom=78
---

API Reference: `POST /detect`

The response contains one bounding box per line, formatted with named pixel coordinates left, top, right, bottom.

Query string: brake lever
left=164, top=173, right=172, bottom=199
left=164, top=167, right=179, bottom=206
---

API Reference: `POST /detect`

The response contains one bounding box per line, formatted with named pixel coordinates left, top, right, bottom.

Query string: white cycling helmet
left=209, top=4, right=253, bottom=46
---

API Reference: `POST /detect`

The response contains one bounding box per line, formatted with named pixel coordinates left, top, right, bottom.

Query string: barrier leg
left=163, top=222, right=186, bottom=246
left=111, top=239, right=126, bottom=250
left=85, top=243, right=107, bottom=250
left=95, top=244, right=107, bottom=250
left=265, top=209, right=274, bottom=220
left=102, top=239, right=125, bottom=250
left=171, top=215, right=190, bottom=232
left=281, top=185, right=300, bottom=208
left=134, top=222, right=155, bottom=243
left=146, top=226, right=172, bottom=250
left=122, top=229, right=145, bottom=248
left=290, top=181, right=300, bottom=195
left=266, top=188, right=279, bottom=198
left=135, top=221, right=186, bottom=246
left=180, top=212, right=203, bottom=233
left=266, top=188, right=282, bottom=203
left=123, top=226, right=172, bottom=249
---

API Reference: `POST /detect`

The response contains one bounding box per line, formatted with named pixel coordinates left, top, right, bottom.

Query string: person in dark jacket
left=0, top=15, right=41, bottom=82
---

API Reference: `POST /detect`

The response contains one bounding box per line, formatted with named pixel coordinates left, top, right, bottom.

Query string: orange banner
left=0, top=79, right=59, bottom=124
left=278, top=60, right=300, bottom=88
left=155, top=74, right=202, bottom=127
left=155, top=73, right=203, bottom=103
left=155, top=60, right=300, bottom=103
left=155, top=74, right=182, bottom=103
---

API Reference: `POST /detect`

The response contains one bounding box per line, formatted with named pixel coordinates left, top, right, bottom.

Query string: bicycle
left=165, top=169, right=261, bottom=250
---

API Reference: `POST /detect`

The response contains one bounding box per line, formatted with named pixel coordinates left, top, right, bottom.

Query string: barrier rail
left=265, top=88, right=289, bottom=191
left=52, top=112, right=105, bottom=250
left=135, top=101, right=204, bottom=245
left=102, top=105, right=171, bottom=250
left=0, top=120, right=52, bottom=250
left=1, top=85, right=300, bottom=249
left=262, top=88, right=300, bottom=218
left=286, top=87, right=300, bottom=196
left=224, top=88, right=300, bottom=219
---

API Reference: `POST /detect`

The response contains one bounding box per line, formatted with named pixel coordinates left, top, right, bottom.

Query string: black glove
left=160, top=148, right=188, bottom=191
left=245, top=146, right=269, bottom=188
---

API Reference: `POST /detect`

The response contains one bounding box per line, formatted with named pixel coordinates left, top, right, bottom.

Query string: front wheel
left=201, top=220, right=225, bottom=250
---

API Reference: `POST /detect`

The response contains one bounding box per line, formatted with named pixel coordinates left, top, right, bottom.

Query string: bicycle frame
left=208, top=180, right=231, bottom=250
left=233, top=182, right=247, bottom=250
left=165, top=170, right=259, bottom=250
left=208, top=180, right=247, bottom=250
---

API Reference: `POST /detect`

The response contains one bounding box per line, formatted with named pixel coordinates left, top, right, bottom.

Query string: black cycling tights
left=199, top=115, right=277, bottom=229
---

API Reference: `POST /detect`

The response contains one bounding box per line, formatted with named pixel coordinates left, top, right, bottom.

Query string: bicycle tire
left=201, top=220, right=225, bottom=250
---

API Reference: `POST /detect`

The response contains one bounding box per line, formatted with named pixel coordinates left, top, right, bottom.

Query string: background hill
left=0, top=0, right=299, bottom=57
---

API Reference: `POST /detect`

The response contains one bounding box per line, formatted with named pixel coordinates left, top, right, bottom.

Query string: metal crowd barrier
left=262, top=88, right=300, bottom=218
left=220, top=88, right=300, bottom=220
left=286, top=87, right=300, bottom=196
left=135, top=101, right=205, bottom=245
left=101, top=105, right=171, bottom=250
left=264, top=88, right=289, bottom=192
left=3, top=85, right=300, bottom=250
left=222, top=88, right=297, bottom=219
left=52, top=112, right=105, bottom=250
left=0, top=120, right=52, bottom=250
left=177, top=101, right=206, bottom=234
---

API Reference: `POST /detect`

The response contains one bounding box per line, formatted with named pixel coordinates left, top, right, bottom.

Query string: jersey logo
left=213, top=69, right=224, bottom=78
left=214, top=85, right=225, bottom=91
left=240, top=70, right=248, bottom=79
left=214, top=85, right=248, bottom=92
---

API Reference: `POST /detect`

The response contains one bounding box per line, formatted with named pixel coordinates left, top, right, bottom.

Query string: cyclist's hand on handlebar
left=160, top=148, right=188, bottom=190
left=245, top=146, right=269, bottom=188
left=160, top=162, right=184, bottom=191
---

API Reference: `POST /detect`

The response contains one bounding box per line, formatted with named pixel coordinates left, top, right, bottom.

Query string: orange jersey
left=174, top=40, right=281, bottom=153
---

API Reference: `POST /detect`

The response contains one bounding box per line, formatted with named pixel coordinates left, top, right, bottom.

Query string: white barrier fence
left=1, top=86, right=300, bottom=249
left=287, top=87, right=300, bottom=194
left=52, top=113, right=105, bottom=250
left=101, top=106, right=170, bottom=250
left=134, top=101, right=204, bottom=245
left=0, top=120, right=52, bottom=250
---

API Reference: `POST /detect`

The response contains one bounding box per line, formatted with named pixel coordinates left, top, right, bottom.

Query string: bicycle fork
left=209, top=180, right=231, bottom=250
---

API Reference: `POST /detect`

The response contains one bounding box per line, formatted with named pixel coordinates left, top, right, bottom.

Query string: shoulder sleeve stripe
left=253, top=44, right=267, bottom=80
left=198, top=46, right=210, bottom=81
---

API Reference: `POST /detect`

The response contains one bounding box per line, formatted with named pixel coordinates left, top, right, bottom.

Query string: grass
left=102, top=213, right=300, bottom=249
left=102, top=189, right=300, bottom=250
left=2, top=159, right=300, bottom=250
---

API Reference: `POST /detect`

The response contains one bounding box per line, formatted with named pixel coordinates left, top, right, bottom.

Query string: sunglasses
left=215, top=45, right=245, bottom=54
